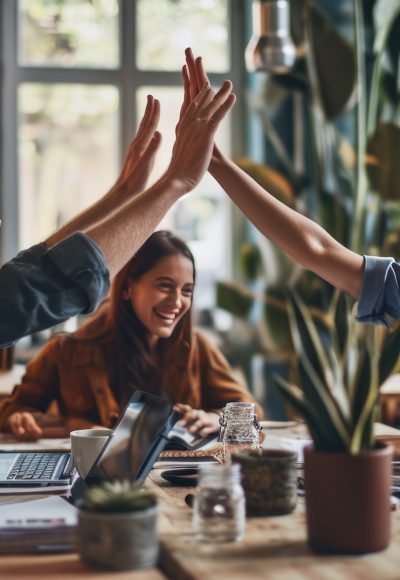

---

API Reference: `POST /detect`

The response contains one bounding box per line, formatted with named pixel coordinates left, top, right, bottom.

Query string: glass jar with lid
left=219, top=401, right=261, bottom=461
left=193, top=462, right=245, bottom=543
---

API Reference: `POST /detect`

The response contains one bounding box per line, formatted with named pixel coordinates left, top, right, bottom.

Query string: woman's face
left=124, top=253, right=194, bottom=345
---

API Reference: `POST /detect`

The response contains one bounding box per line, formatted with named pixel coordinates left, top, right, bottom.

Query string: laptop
left=0, top=390, right=179, bottom=492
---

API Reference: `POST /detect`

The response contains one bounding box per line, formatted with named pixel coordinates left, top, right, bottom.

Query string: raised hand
left=165, top=75, right=236, bottom=194
left=110, top=95, right=162, bottom=199
left=182, top=48, right=227, bottom=168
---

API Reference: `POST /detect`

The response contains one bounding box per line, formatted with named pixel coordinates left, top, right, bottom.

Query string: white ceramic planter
left=77, top=505, right=158, bottom=570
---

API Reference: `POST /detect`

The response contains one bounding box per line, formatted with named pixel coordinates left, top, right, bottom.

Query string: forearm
left=85, top=174, right=184, bottom=278
left=210, top=155, right=364, bottom=299
left=44, top=189, right=126, bottom=249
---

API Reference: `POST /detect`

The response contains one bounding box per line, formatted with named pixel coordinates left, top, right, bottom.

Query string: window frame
left=1, top=0, right=247, bottom=265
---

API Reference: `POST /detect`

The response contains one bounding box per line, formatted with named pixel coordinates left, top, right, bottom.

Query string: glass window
left=18, top=0, right=119, bottom=68
left=18, top=83, right=119, bottom=247
left=136, top=0, right=229, bottom=72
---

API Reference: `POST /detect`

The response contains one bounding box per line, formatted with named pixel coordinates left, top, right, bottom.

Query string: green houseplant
left=76, top=480, right=158, bottom=571
left=216, top=0, right=400, bottom=413
left=275, top=289, right=400, bottom=554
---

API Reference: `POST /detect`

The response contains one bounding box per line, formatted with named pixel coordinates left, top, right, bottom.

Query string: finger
left=188, top=417, right=204, bottom=433
left=181, top=84, right=213, bottom=127
left=185, top=47, right=199, bottom=99
left=200, top=425, right=219, bottom=436
left=9, top=414, right=24, bottom=437
left=209, top=92, right=236, bottom=125
left=179, top=65, right=191, bottom=122
left=135, top=98, right=161, bottom=154
left=173, top=403, right=192, bottom=413
left=21, top=414, right=42, bottom=437
left=194, top=56, right=208, bottom=92
left=201, top=80, right=233, bottom=120
left=136, top=95, right=155, bottom=141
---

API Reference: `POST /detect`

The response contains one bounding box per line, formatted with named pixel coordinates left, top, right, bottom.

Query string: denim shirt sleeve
left=356, top=255, right=400, bottom=327
left=0, top=232, right=110, bottom=347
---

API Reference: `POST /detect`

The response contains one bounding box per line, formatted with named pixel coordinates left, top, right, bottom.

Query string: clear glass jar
left=193, top=463, right=245, bottom=543
left=219, top=402, right=261, bottom=461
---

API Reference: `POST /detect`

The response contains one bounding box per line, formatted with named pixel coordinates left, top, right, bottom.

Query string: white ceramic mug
left=70, top=428, right=113, bottom=479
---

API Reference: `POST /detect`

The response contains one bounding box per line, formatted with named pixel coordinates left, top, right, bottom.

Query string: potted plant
left=275, top=288, right=400, bottom=554
left=76, top=480, right=158, bottom=570
left=216, top=0, right=400, bottom=415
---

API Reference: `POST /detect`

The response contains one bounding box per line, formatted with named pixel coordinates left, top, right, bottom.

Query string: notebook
left=0, top=390, right=179, bottom=492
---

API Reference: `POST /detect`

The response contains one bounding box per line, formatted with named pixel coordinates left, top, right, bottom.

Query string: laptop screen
left=85, top=390, right=176, bottom=484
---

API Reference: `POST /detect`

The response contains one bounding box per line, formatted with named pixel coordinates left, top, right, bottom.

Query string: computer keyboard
left=7, top=453, right=64, bottom=480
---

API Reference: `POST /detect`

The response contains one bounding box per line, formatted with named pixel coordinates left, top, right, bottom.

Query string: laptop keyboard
left=7, top=453, right=63, bottom=480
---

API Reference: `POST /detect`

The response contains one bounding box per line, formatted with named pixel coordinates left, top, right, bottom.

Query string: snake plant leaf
left=215, top=281, right=253, bottom=319
left=366, top=122, right=400, bottom=200
left=379, top=321, right=400, bottom=384
left=332, top=291, right=350, bottom=361
left=350, top=348, right=379, bottom=453
left=286, top=289, right=352, bottom=429
left=349, top=347, right=371, bottom=427
left=274, top=375, right=346, bottom=452
left=373, top=0, right=400, bottom=56
left=235, top=158, right=295, bottom=207
left=307, top=4, right=356, bottom=120
left=263, top=286, right=293, bottom=352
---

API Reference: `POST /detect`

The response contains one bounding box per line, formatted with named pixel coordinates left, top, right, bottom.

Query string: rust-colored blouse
left=0, top=328, right=263, bottom=430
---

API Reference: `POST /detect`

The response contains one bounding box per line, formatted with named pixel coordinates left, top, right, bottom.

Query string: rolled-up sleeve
left=356, top=255, right=400, bottom=327
left=0, top=232, right=110, bottom=346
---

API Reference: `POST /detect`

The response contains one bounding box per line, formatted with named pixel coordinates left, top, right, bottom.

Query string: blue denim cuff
left=46, top=232, right=110, bottom=313
left=356, top=255, right=400, bottom=327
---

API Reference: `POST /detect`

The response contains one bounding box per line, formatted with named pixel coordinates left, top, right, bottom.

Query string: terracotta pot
left=304, top=443, right=393, bottom=554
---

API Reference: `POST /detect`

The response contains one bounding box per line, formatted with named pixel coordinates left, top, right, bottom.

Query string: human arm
left=0, top=81, right=235, bottom=346
left=44, top=95, right=161, bottom=248
left=182, top=49, right=364, bottom=300
left=174, top=331, right=263, bottom=437
left=82, top=80, right=235, bottom=279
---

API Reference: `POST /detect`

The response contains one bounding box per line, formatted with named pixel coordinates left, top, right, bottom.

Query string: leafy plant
left=77, top=480, right=156, bottom=513
left=275, top=289, right=400, bottom=453
left=217, top=0, right=400, bottom=371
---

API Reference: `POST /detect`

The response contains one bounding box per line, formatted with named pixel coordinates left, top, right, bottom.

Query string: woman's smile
left=125, top=253, right=194, bottom=343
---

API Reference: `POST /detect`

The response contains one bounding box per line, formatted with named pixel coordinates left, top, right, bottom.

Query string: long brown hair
left=74, top=231, right=195, bottom=401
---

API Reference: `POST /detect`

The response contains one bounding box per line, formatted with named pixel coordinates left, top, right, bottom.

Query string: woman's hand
left=7, top=412, right=43, bottom=441
left=173, top=403, right=221, bottom=437
left=165, top=59, right=235, bottom=194
left=108, top=95, right=162, bottom=200
left=181, top=48, right=229, bottom=171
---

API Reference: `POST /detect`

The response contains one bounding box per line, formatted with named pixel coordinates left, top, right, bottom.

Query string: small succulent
left=77, top=480, right=157, bottom=513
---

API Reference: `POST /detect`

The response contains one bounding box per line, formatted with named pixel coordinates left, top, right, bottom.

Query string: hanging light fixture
left=245, top=0, right=296, bottom=74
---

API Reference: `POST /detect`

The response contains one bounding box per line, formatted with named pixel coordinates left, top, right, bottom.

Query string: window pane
left=136, top=0, right=229, bottom=72
left=19, top=84, right=119, bottom=248
left=18, top=0, right=119, bottom=68
left=136, top=87, right=232, bottom=309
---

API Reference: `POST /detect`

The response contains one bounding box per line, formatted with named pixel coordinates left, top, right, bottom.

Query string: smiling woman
left=0, top=230, right=262, bottom=441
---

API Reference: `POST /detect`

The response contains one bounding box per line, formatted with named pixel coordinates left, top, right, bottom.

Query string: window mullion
left=1, top=0, right=18, bottom=261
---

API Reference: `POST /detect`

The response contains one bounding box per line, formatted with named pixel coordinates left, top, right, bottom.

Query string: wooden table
left=147, top=422, right=400, bottom=580
left=2, top=423, right=400, bottom=579
left=0, top=554, right=166, bottom=580
left=146, top=470, right=400, bottom=580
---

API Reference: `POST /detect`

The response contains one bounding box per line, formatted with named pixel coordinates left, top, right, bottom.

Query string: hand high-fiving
left=165, top=54, right=236, bottom=194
